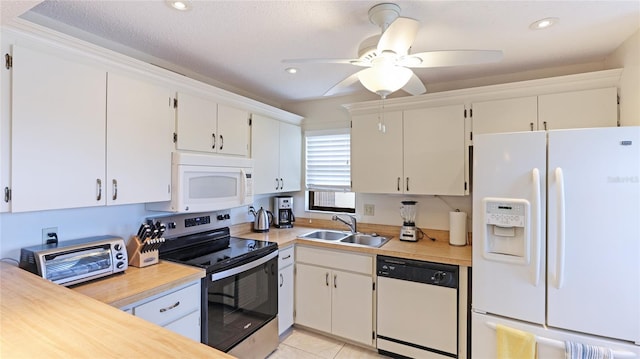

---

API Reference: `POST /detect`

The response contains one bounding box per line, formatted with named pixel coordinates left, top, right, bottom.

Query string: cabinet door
left=106, top=73, right=173, bottom=205
left=11, top=45, right=106, bottom=212
left=175, top=92, right=217, bottom=152
left=278, top=121, right=301, bottom=192
left=164, top=310, right=201, bottom=342
left=404, top=105, right=466, bottom=195
left=472, top=96, right=538, bottom=134
left=217, top=104, right=250, bottom=156
left=251, top=114, right=280, bottom=194
left=278, top=264, right=294, bottom=335
left=331, top=270, right=373, bottom=346
left=294, top=263, right=331, bottom=333
left=351, top=111, right=403, bottom=193
left=538, top=87, right=618, bottom=130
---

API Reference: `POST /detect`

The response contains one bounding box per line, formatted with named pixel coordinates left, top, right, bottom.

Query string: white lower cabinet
left=294, top=246, right=374, bottom=346
left=278, top=246, right=295, bottom=335
left=123, top=280, right=201, bottom=342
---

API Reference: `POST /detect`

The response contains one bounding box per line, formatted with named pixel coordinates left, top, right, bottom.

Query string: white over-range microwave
left=146, top=152, right=253, bottom=213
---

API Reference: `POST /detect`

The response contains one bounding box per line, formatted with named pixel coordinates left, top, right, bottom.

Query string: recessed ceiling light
left=167, top=0, right=191, bottom=11
left=285, top=67, right=298, bottom=74
left=530, top=17, right=558, bottom=30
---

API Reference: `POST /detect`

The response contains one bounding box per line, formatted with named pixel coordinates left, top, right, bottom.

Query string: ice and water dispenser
left=482, top=198, right=530, bottom=264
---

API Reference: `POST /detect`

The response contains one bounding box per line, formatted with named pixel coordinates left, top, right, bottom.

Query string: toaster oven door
left=41, top=244, right=113, bottom=285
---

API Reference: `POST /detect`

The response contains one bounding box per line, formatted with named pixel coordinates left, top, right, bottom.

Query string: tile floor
left=268, top=328, right=391, bottom=359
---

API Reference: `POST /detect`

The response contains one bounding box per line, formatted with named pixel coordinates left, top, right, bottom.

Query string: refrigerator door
left=472, top=312, right=640, bottom=359
left=472, top=131, right=546, bottom=324
left=547, top=127, right=640, bottom=343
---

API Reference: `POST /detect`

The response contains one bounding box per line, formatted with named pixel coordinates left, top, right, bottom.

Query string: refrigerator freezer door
left=472, top=131, right=547, bottom=325
left=547, top=127, right=640, bottom=343
left=472, top=312, right=640, bottom=359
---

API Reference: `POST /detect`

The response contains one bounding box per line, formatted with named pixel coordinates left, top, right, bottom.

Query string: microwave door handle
left=210, top=250, right=278, bottom=281
left=240, top=169, right=247, bottom=199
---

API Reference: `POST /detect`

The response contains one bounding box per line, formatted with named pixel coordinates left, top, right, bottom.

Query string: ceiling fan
left=283, top=2, right=503, bottom=98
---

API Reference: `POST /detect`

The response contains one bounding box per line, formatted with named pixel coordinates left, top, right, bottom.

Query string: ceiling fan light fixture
left=358, top=64, right=412, bottom=98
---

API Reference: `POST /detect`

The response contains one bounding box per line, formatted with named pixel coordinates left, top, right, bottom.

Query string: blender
left=400, top=200, right=418, bottom=241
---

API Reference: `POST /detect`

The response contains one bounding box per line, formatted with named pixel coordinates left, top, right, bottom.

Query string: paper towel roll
left=449, top=211, right=467, bottom=246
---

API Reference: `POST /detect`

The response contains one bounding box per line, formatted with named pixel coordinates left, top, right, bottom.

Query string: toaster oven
left=19, top=235, right=128, bottom=286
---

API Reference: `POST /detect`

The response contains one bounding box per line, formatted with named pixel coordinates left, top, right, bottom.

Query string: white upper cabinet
left=537, top=87, right=618, bottom=130
left=403, top=105, right=466, bottom=196
left=472, top=96, right=538, bottom=135
left=10, top=44, right=174, bottom=212
left=351, top=105, right=466, bottom=196
left=175, top=91, right=250, bottom=156
left=251, top=114, right=301, bottom=194
left=351, top=111, right=403, bottom=194
left=472, top=87, right=618, bottom=135
left=11, top=45, right=107, bottom=212
left=106, top=72, right=173, bottom=205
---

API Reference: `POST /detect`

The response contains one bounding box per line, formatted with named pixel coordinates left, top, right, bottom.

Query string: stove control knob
left=433, top=271, right=448, bottom=283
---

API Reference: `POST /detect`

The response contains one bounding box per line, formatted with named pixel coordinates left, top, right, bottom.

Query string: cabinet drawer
left=279, top=246, right=294, bottom=269
left=134, top=283, right=200, bottom=326
left=296, top=246, right=372, bottom=275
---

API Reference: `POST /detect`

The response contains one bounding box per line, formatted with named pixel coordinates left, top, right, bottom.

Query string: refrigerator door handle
left=532, top=168, right=542, bottom=286
left=555, top=167, right=566, bottom=289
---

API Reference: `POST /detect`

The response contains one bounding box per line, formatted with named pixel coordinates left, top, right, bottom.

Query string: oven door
left=207, top=250, right=278, bottom=352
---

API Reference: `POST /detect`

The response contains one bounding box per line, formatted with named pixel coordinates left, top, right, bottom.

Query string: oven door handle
left=210, top=250, right=279, bottom=281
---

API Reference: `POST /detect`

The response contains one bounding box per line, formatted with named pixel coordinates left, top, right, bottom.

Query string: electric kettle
left=252, top=207, right=272, bottom=232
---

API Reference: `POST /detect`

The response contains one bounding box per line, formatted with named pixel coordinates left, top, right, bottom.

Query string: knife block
left=126, top=236, right=159, bottom=268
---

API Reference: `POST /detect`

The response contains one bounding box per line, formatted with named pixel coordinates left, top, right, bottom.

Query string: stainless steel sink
left=300, top=230, right=351, bottom=241
left=340, top=234, right=390, bottom=248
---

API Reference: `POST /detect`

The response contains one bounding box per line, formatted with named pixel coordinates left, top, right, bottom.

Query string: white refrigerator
left=471, top=127, right=640, bottom=358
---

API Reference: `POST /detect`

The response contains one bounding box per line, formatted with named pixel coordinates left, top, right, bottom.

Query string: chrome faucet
left=332, top=214, right=357, bottom=234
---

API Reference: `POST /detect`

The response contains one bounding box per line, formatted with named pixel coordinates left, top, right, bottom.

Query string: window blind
left=305, top=132, right=351, bottom=191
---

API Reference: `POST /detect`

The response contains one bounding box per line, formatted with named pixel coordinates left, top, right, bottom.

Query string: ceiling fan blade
left=377, top=17, right=420, bottom=56
left=403, top=50, right=504, bottom=68
left=282, top=58, right=355, bottom=65
left=402, top=72, right=426, bottom=96
left=324, top=71, right=363, bottom=96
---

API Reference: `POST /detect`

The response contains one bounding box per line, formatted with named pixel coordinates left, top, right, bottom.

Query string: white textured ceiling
left=5, top=1, right=640, bottom=105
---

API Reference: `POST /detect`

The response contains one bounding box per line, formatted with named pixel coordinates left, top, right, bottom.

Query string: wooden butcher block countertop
left=0, top=262, right=232, bottom=358
left=232, top=219, right=472, bottom=267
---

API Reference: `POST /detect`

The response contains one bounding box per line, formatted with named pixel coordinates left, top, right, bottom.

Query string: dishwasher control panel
left=377, top=255, right=458, bottom=288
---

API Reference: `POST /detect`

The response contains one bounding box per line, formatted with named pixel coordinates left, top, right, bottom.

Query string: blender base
left=399, top=225, right=418, bottom=242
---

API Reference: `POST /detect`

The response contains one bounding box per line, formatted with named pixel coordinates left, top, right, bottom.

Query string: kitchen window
left=305, top=131, right=355, bottom=213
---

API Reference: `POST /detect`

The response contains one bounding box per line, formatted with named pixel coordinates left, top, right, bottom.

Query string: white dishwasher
left=377, top=255, right=459, bottom=359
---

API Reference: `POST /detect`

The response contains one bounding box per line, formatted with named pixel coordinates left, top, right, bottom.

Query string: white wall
left=605, top=28, right=640, bottom=126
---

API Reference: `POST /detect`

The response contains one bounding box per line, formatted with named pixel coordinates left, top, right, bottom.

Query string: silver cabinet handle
left=325, top=272, right=329, bottom=286
left=219, top=134, right=224, bottom=150
left=275, top=178, right=279, bottom=190
left=334, top=274, right=337, bottom=288
left=212, top=133, right=216, bottom=149
left=96, top=179, right=102, bottom=201
left=543, top=121, right=548, bottom=131
left=282, top=254, right=291, bottom=260
left=280, top=273, right=284, bottom=288
left=530, top=122, right=534, bottom=131
left=159, top=301, right=180, bottom=313
left=279, top=178, right=284, bottom=190
left=112, top=179, right=118, bottom=200
left=406, top=177, right=410, bottom=192
left=397, top=177, right=401, bottom=191
left=4, top=187, right=9, bottom=203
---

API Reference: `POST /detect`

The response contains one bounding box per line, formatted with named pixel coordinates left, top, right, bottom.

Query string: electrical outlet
left=364, top=204, right=375, bottom=216
left=42, top=227, right=58, bottom=244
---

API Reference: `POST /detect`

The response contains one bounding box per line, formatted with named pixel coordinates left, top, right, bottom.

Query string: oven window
left=44, top=246, right=112, bottom=282
left=207, top=257, right=277, bottom=351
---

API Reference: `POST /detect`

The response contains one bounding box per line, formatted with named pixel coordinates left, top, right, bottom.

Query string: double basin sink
left=299, top=230, right=390, bottom=248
